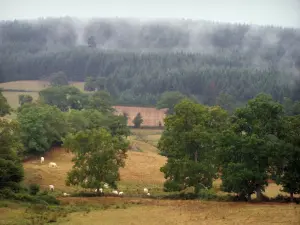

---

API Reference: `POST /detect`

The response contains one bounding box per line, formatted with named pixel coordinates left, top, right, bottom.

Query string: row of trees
left=1, top=18, right=300, bottom=107
left=159, top=94, right=300, bottom=201
left=0, top=85, right=130, bottom=193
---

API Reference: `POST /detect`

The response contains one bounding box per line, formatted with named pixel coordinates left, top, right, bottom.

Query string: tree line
left=1, top=18, right=300, bottom=107
left=1, top=83, right=300, bottom=202
left=159, top=94, right=300, bottom=201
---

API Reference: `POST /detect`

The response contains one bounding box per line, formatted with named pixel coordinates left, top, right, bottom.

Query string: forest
left=0, top=17, right=300, bottom=106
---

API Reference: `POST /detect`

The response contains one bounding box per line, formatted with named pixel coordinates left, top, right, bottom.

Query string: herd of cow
left=40, top=156, right=151, bottom=197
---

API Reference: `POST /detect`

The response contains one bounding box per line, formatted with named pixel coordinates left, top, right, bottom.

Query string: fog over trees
left=0, top=17, right=300, bottom=106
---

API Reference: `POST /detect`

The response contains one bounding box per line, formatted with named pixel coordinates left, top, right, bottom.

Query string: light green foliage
left=0, top=89, right=11, bottom=116
left=218, top=93, right=285, bottom=200
left=39, top=86, right=88, bottom=111
left=63, top=128, right=129, bottom=191
left=18, top=94, right=33, bottom=106
left=158, top=99, right=228, bottom=194
left=133, top=112, right=143, bottom=128
left=67, top=109, right=130, bottom=137
left=49, top=71, right=69, bottom=86
left=87, top=90, right=113, bottom=113
left=156, top=91, right=187, bottom=114
left=17, top=103, right=68, bottom=154
left=0, top=119, right=24, bottom=191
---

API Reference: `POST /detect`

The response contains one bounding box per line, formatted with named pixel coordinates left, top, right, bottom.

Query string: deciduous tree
left=63, top=128, right=129, bottom=192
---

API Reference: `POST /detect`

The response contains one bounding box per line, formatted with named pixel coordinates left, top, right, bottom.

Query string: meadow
left=1, top=80, right=300, bottom=225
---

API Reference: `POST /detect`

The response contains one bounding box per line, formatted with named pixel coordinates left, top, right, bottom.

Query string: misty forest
left=1, top=17, right=300, bottom=107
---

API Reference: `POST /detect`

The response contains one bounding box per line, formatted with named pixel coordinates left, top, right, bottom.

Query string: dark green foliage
left=39, top=86, right=87, bottom=111
left=29, top=183, right=40, bottom=195
left=218, top=94, right=285, bottom=201
left=49, top=71, right=69, bottom=86
left=156, top=91, right=187, bottom=114
left=0, top=119, right=24, bottom=192
left=18, top=94, right=33, bottom=106
left=133, top=112, right=143, bottom=128
left=0, top=89, right=11, bottom=116
left=0, top=18, right=299, bottom=106
left=159, top=99, right=228, bottom=194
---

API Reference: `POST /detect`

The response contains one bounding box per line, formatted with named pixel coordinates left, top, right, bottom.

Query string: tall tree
left=158, top=99, right=228, bottom=194
left=218, top=93, right=285, bottom=201
left=0, top=90, right=11, bottom=117
left=17, top=103, right=68, bottom=154
left=18, top=94, right=33, bottom=106
left=156, top=91, right=187, bottom=115
left=0, top=119, right=24, bottom=191
left=63, top=128, right=129, bottom=192
left=133, top=112, right=143, bottom=128
left=49, top=71, right=69, bottom=86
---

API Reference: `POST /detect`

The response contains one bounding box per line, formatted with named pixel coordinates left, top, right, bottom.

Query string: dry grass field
left=1, top=81, right=300, bottom=224
left=58, top=198, right=300, bottom=225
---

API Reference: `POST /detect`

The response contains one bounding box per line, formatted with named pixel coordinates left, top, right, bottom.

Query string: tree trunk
left=256, top=186, right=263, bottom=201
left=290, top=192, right=294, bottom=202
left=194, top=151, right=198, bottom=162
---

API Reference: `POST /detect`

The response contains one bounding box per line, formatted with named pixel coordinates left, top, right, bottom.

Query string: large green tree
left=156, top=91, right=187, bottom=115
left=63, top=128, right=129, bottom=192
left=39, top=86, right=88, bottom=111
left=17, top=103, right=68, bottom=154
left=218, top=93, right=285, bottom=201
left=0, top=90, right=11, bottom=116
left=49, top=71, right=69, bottom=86
left=270, top=115, right=300, bottom=201
left=0, top=119, right=24, bottom=191
left=67, top=109, right=130, bottom=137
left=18, top=94, right=33, bottom=106
left=158, top=99, right=228, bottom=194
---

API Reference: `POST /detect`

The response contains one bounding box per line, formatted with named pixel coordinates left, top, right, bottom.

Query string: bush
left=29, top=183, right=40, bottom=195
left=197, top=189, right=218, bottom=200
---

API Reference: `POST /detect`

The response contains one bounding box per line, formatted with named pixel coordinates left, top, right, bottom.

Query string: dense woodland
left=0, top=17, right=300, bottom=106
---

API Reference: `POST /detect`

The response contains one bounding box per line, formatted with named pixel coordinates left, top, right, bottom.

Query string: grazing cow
left=112, top=190, right=119, bottom=195
left=63, top=192, right=70, bottom=196
left=49, top=185, right=54, bottom=191
left=94, top=188, right=103, bottom=193
left=48, top=162, right=57, bottom=168
left=143, top=188, right=149, bottom=193
left=118, top=191, right=124, bottom=196
left=40, top=157, right=44, bottom=164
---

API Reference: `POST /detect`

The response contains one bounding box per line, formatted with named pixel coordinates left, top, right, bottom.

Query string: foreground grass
left=58, top=198, right=300, bottom=225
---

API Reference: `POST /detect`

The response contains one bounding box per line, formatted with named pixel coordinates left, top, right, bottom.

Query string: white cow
left=48, top=162, right=58, bottom=168
left=49, top=185, right=55, bottom=191
left=147, top=192, right=151, bottom=196
left=112, top=190, right=119, bottom=195
left=103, top=183, right=109, bottom=189
left=143, top=188, right=149, bottom=193
left=63, top=192, right=70, bottom=196
left=40, top=157, right=44, bottom=164
left=94, top=188, right=103, bottom=193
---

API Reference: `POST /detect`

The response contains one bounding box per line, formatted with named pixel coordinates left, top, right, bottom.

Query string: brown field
left=58, top=198, right=300, bottom=225
left=114, top=105, right=167, bottom=127
left=0, top=80, right=166, bottom=127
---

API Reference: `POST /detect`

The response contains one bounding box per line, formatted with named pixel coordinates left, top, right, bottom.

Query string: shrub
left=29, top=183, right=40, bottom=195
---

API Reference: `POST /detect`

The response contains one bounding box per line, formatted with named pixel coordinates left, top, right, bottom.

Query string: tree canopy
left=63, top=128, right=129, bottom=191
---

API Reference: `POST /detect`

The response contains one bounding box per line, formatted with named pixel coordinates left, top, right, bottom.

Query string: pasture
left=1, top=81, right=300, bottom=224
